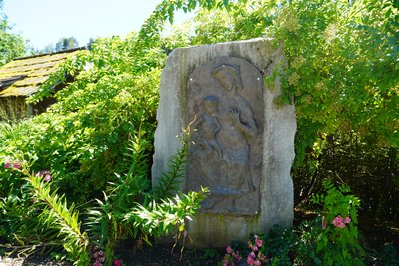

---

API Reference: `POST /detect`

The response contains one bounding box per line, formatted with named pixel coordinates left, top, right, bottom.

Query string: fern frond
left=85, top=130, right=151, bottom=260
left=26, top=173, right=90, bottom=265
left=152, top=125, right=193, bottom=200
left=112, top=130, right=151, bottom=206
left=124, top=187, right=208, bottom=238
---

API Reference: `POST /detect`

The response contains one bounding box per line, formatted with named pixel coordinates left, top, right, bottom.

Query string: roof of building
left=0, top=48, right=84, bottom=97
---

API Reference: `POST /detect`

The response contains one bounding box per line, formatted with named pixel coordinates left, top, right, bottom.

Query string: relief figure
left=187, top=57, right=263, bottom=214
left=210, top=64, right=257, bottom=198
left=193, top=96, right=223, bottom=159
left=191, top=96, right=223, bottom=189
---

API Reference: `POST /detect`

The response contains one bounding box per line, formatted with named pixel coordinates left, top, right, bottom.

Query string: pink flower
left=113, top=259, right=123, bottom=266
left=247, top=255, right=256, bottom=265
left=247, top=252, right=261, bottom=266
left=337, top=222, right=345, bottom=228
left=344, top=216, right=351, bottom=224
left=92, top=262, right=103, bottom=266
left=248, top=241, right=258, bottom=252
left=4, top=161, right=22, bottom=169
left=12, top=162, right=21, bottom=169
left=233, top=251, right=242, bottom=260
left=332, top=215, right=346, bottom=228
left=254, top=236, right=263, bottom=248
left=35, top=170, right=52, bottom=182
left=44, top=173, right=52, bottom=182
left=226, top=245, right=233, bottom=254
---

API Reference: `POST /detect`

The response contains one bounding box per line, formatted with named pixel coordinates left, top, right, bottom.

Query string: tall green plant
left=311, top=181, right=365, bottom=265
left=86, top=127, right=207, bottom=265
left=152, top=125, right=194, bottom=200
left=85, top=131, right=152, bottom=263
left=27, top=174, right=90, bottom=265
left=1, top=158, right=90, bottom=265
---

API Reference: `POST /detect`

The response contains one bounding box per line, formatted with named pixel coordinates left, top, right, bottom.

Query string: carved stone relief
left=186, top=57, right=264, bottom=215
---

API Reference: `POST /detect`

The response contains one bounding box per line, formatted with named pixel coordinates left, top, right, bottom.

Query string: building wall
left=0, top=96, right=28, bottom=121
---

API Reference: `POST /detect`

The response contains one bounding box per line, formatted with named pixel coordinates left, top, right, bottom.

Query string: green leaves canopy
left=155, top=0, right=399, bottom=163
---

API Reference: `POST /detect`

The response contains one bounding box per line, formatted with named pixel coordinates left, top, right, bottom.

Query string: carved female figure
left=211, top=64, right=257, bottom=196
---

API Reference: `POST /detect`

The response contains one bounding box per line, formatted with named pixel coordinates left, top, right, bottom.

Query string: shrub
left=221, top=182, right=366, bottom=265
left=309, top=181, right=365, bottom=265
left=222, top=225, right=295, bottom=266
left=1, top=129, right=207, bottom=265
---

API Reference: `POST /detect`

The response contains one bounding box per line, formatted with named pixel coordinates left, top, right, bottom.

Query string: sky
left=3, top=0, right=187, bottom=50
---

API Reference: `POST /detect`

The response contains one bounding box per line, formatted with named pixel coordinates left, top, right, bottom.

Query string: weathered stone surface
left=187, top=57, right=263, bottom=215
left=152, top=38, right=296, bottom=247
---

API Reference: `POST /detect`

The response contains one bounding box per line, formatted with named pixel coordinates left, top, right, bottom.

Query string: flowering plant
left=112, top=259, right=123, bottom=266
left=331, top=215, right=351, bottom=229
left=4, top=160, right=21, bottom=170
left=222, top=235, right=271, bottom=266
left=92, top=250, right=106, bottom=266
left=311, top=181, right=365, bottom=265
left=223, top=245, right=242, bottom=266
left=246, top=235, right=268, bottom=266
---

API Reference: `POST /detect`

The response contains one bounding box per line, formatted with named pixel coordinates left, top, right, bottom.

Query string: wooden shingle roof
left=0, top=48, right=84, bottom=97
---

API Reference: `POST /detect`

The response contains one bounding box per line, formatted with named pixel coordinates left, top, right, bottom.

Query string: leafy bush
left=309, top=181, right=365, bottom=265
left=1, top=129, right=207, bottom=265
left=156, top=0, right=399, bottom=163
left=0, top=36, right=162, bottom=206
left=221, top=182, right=368, bottom=266
left=294, top=133, right=399, bottom=222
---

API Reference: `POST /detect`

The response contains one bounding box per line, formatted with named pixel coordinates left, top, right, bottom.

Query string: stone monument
left=152, top=38, right=296, bottom=247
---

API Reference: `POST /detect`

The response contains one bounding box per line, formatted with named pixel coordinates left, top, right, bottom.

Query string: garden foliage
left=310, top=181, right=365, bottom=265
left=143, top=0, right=399, bottom=219
left=222, top=182, right=365, bottom=265
left=0, top=0, right=398, bottom=264
left=0, top=21, right=205, bottom=263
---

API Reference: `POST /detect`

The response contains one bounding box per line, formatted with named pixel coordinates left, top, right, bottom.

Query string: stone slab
left=152, top=38, right=296, bottom=247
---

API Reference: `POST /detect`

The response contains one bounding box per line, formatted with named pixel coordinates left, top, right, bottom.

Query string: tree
left=0, top=0, right=27, bottom=65
left=87, top=37, right=96, bottom=50
left=54, top=36, right=79, bottom=52
left=41, top=44, right=55, bottom=54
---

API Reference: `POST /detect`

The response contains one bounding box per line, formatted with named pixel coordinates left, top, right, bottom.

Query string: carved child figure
left=195, top=95, right=223, bottom=159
